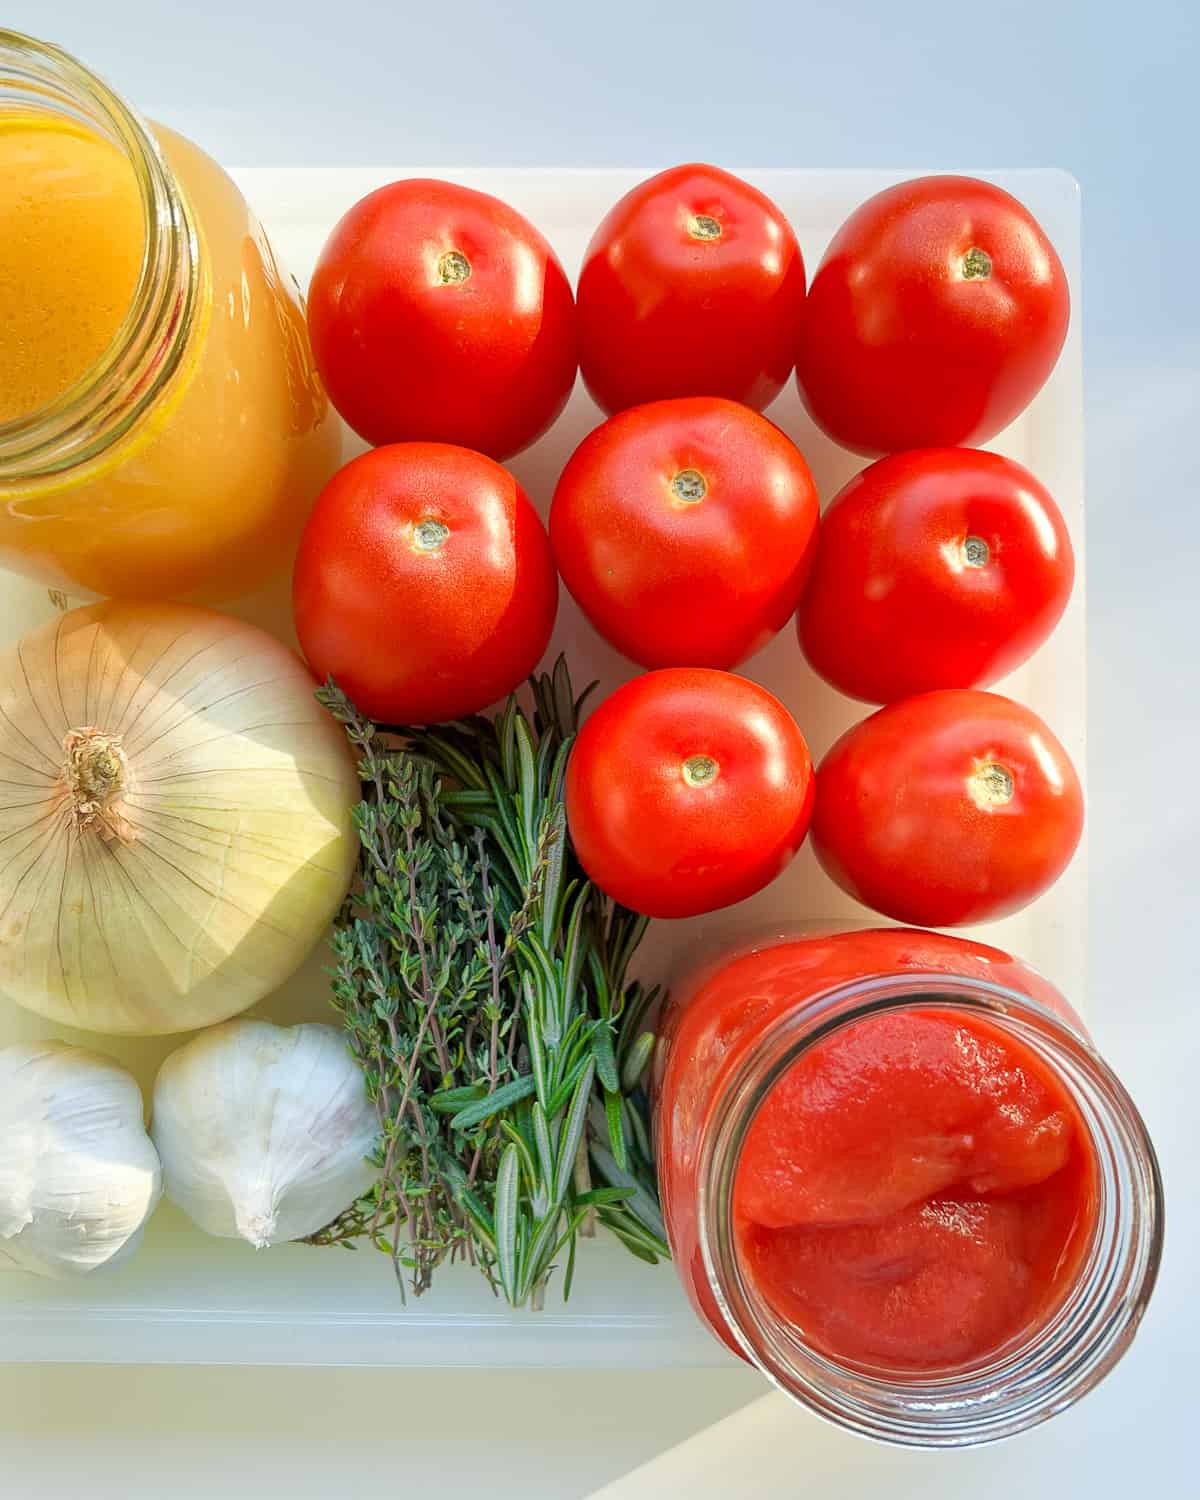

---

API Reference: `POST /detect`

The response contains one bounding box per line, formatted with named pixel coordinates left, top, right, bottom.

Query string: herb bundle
left=310, top=658, right=668, bottom=1307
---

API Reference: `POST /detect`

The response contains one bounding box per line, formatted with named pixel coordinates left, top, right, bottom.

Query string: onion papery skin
left=0, top=602, right=359, bottom=1036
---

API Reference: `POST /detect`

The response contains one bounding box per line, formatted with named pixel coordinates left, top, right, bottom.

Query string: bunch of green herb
left=309, top=658, right=668, bottom=1308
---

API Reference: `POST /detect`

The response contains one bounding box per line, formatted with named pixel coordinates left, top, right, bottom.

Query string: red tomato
left=293, top=443, right=557, bottom=724
left=799, top=448, right=1074, bottom=702
left=812, top=690, right=1083, bottom=926
left=565, top=669, right=814, bottom=919
left=796, top=176, right=1070, bottom=455
left=307, top=179, right=577, bottom=460
left=577, top=165, right=806, bottom=415
left=551, top=397, right=819, bottom=670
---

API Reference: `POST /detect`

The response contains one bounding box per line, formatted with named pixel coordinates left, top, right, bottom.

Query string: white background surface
left=2, top=1, right=1197, bottom=1496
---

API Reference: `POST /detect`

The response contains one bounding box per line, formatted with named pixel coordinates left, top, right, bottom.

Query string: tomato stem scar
left=671, top=469, right=708, bottom=504
left=436, top=250, right=471, bottom=284
left=687, top=213, right=723, bottom=241
left=414, top=519, right=451, bottom=552
left=963, top=535, right=990, bottom=567
left=961, top=247, right=993, bottom=280
left=682, top=754, right=719, bottom=788
left=970, top=761, right=1015, bottom=808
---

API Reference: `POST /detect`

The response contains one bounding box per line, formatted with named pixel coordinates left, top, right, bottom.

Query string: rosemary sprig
left=310, top=658, right=668, bottom=1307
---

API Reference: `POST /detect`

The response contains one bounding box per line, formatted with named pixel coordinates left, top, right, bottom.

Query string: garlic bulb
left=152, top=1019, right=379, bottom=1248
left=0, top=1041, right=162, bottom=1277
left=0, top=601, right=358, bottom=1035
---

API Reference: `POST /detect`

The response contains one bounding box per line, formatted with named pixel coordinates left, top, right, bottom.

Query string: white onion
left=0, top=601, right=358, bottom=1035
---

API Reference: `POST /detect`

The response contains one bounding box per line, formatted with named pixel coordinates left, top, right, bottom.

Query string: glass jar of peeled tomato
left=0, top=30, right=340, bottom=601
left=653, top=926, right=1162, bottom=1447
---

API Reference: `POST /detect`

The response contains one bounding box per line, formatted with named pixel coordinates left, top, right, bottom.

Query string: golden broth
left=0, top=116, right=340, bottom=601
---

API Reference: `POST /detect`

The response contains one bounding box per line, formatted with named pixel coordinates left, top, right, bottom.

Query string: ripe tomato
left=795, top=176, right=1070, bottom=455
left=293, top=443, right=557, bottom=724
left=551, top=397, right=819, bottom=670
left=799, top=448, right=1074, bottom=703
left=812, top=690, right=1083, bottom=926
left=577, top=165, right=806, bottom=415
left=307, top=179, right=576, bottom=460
left=565, top=669, right=814, bottom=919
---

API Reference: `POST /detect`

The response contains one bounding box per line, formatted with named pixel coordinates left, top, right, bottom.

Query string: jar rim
left=0, top=29, right=201, bottom=479
left=696, top=970, right=1164, bottom=1448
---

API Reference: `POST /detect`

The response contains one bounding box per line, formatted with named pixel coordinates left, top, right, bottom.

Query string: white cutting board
left=0, top=167, right=1084, bottom=1367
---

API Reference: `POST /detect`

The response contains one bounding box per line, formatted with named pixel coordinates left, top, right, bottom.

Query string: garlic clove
left=0, top=1041, right=162, bottom=1278
left=151, top=1019, right=379, bottom=1249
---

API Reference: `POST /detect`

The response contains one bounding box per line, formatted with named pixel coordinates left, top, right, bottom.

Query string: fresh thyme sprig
left=310, top=657, right=667, bottom=1307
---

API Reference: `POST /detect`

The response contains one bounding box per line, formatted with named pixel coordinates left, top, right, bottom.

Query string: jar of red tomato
left=653, top=926, right=1162, bottom=1447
